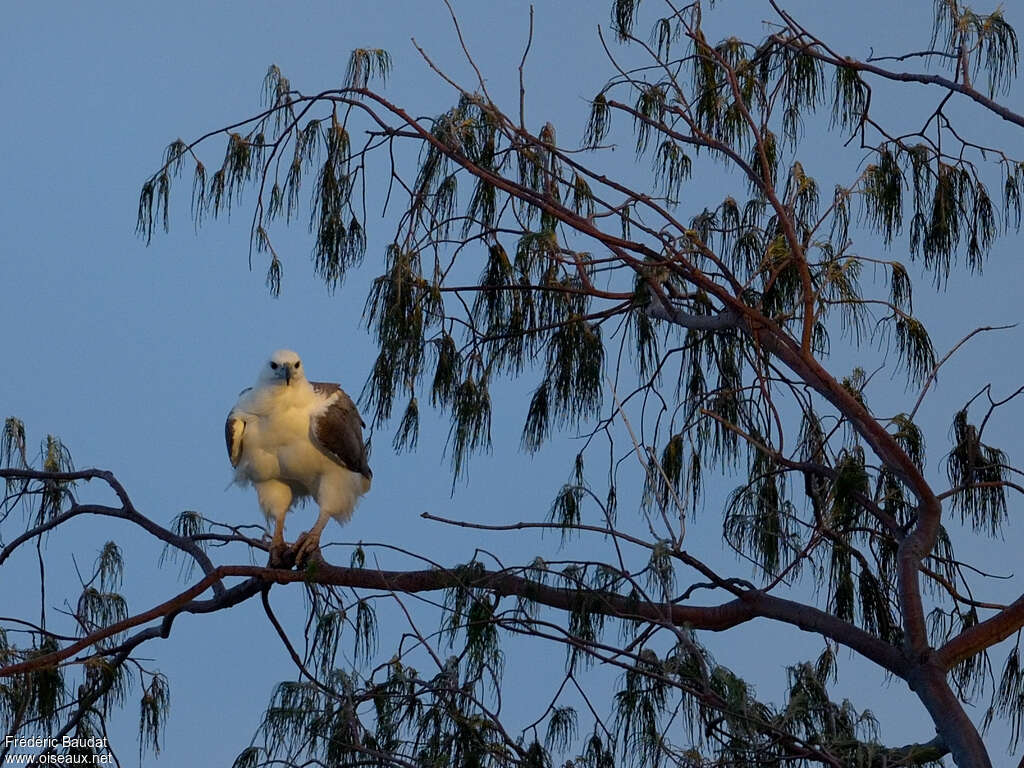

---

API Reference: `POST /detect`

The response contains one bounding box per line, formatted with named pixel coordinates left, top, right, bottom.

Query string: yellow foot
left=291, top=531, right=324, bottom=568
left=268, top=540, right=295, bottom=569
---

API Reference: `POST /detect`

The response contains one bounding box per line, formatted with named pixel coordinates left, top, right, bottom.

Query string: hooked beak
left=284, top=367, right=292, bottom=385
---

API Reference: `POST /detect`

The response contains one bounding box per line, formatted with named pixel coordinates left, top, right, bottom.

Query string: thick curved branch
left=0, top=560, right=907, bottom=680
left=646, top=301, right=740, bottom=330
left=0, top=468, right=223, bottom=596
left=0, top=568, right=234, bottom=677
left=937, top=591, right=1024, bottom=670
left=243, top=562, right=908, bottom=675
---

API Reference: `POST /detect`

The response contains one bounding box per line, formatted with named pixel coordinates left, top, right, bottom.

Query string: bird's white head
left=258, top=349, right=307, bottom=387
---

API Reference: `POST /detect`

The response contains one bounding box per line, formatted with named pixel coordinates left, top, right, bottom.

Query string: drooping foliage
left=5, top=1, right=1024, bottom=766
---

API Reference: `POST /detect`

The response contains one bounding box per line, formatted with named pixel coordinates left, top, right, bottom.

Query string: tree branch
left=770, top=34, right=1024, bottom=130
left=0, top=560, right=908, bottom=680
left=646, top=300, right=740, bottom=330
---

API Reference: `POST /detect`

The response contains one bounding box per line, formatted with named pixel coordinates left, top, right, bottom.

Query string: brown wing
left=226, top=413, right=245, bottom=468
left=225, top=387, right=252, bottom=468
left=310, top=382, right=372, bottom=480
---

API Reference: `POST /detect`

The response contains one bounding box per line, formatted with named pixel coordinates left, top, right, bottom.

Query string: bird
left=225, top=349, right=372, bottom=566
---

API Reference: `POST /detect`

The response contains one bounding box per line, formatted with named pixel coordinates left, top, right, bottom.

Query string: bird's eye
left=295, top=361, right=301, bottom=369
left=270, top=362, right=279, bottom=370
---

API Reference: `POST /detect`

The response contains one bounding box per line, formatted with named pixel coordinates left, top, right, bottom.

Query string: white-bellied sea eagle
left=225, top=349, right=372, bottom=565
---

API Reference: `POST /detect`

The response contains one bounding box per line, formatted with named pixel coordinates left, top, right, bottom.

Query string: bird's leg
left=293, top=511, right=331, bottom=567
left=268, top=513, right=290, bottom=568
left=257, top=481, right=294, bottom=569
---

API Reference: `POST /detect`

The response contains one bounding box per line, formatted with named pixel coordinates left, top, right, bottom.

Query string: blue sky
left=3, top=1, right=1024, bottom=764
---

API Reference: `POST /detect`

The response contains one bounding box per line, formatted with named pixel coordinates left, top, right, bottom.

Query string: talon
left=269, top=536, right=295, bottom=569
left=292, top=531, right=323, bottom=568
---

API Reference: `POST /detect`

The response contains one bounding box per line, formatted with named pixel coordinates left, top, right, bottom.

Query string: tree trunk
left=909, top=663, right=991, bottom=768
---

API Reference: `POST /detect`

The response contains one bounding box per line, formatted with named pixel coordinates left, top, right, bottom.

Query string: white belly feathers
left=234, top=382, right=330, bottom=496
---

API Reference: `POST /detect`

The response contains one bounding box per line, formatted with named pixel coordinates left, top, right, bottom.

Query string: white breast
left=234, top=383, right=335, bottom=495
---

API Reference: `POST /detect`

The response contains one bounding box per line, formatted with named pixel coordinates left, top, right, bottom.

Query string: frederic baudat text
left=4, top=736, right=112, bottom=764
